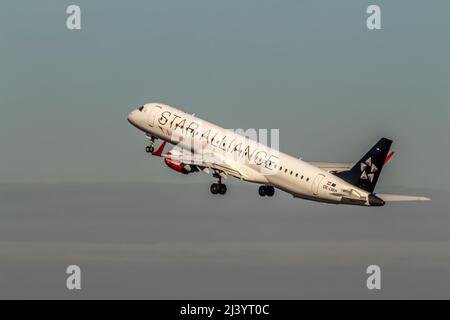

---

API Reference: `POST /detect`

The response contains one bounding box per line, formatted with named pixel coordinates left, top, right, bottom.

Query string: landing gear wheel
left=210, top=183, right=220, bottom=194
left=211, top=183, right=227, bottom=195
left=259, top=185, right=274, bottom=197
left=211, top=172, right=227, bottom=195
left=258, top=185, right=267, bottom=197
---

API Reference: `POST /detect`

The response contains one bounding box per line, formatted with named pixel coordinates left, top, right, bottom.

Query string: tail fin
left=335, top=138, right=392, bottom=193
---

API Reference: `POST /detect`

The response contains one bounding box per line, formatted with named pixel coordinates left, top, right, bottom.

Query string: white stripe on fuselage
left=130, top=103, right=370, bottom=205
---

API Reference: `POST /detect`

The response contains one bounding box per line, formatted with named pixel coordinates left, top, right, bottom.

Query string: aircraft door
left=312, top=174, right=325, bottom=196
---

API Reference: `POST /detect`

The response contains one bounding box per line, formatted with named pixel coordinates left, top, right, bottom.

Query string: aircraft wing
left=375, top=193, right=430, bottom=202
left=308, top=161, right=354, bottom=173
left=161, top=151, right=245, bottom=180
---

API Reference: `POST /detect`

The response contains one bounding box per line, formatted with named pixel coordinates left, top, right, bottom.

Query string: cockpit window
left=138, top=106, right=144, bottom=111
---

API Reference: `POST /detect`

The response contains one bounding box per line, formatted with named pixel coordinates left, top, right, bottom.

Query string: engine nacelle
left=164, top=158, right=198, bottom=174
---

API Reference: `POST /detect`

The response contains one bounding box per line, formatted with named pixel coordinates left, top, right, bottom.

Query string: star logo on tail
left=360, top=157, right=378, bottom=182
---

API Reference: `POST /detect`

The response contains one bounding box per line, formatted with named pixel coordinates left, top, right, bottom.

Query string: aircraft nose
left=127, top=110, right=137, bottom=124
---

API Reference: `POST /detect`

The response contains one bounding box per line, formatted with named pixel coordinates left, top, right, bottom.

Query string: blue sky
left=1, top=1, right=449, bottom=191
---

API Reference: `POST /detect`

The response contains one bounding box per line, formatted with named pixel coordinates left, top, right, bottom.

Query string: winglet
left=152, top=141, right=167, bottom=157
left=384, top=151, right=395, bottom=165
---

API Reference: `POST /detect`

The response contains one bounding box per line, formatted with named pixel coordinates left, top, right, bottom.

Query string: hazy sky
left=0, top=183, right=448, bottom=299
left=0, top=0, right=449, bottom=191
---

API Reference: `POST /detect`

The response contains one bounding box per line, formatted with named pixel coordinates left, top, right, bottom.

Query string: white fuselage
left=128, top=103, right=373, bottom=205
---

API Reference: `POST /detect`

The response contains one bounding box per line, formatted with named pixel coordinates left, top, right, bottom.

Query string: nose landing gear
left=258, top=185, right=275, bottom=197
left=145, top=135, right=157, bottom=153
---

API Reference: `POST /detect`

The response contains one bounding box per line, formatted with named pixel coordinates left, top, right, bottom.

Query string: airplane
left=127, top=103, right=430, bottom=207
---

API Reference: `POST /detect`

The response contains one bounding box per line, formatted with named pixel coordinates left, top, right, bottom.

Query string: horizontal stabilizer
left=375, top=193, right=430, bottom=202
left=309, top=161, right=353, bottom=173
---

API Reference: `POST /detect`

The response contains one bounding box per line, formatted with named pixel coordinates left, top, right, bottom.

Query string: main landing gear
left=210, top=183, right=227, bottom=195
left=145, top=135, right=157, bottom=153
left=258, top=185, right=275, bottom=197
left=210, top=173, right=227, bottom=195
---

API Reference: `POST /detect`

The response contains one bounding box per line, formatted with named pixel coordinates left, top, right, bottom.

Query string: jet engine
left=164, top=158, right=198, bottom=174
